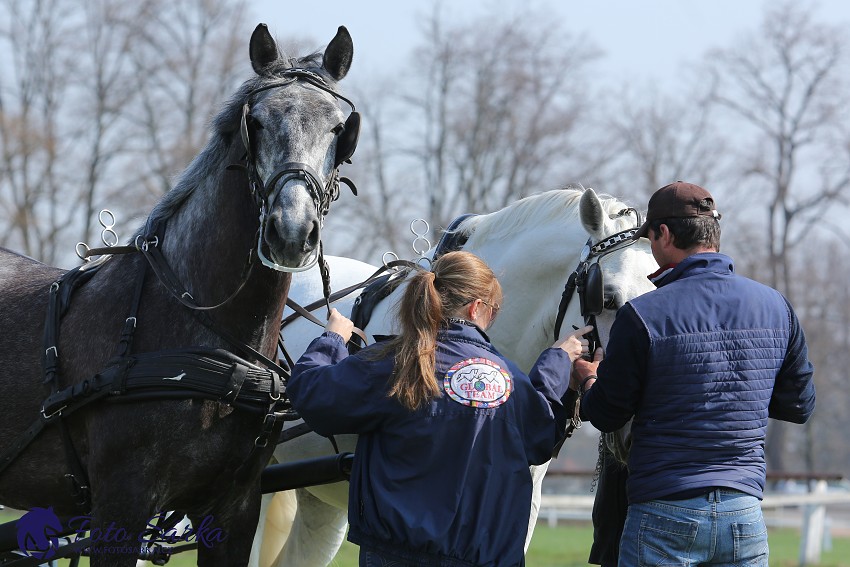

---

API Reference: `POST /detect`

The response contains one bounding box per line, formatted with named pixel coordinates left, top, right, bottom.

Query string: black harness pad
left=348, top=268, right=411, bottom=351
left=433, top=213, right=476, bottom=261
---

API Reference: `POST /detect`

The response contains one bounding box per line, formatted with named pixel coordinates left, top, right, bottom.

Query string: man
left=573, top=181, right=815, bottom=566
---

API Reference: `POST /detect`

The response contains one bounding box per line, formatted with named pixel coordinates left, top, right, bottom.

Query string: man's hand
left=570, top=347, right=603, bottom=391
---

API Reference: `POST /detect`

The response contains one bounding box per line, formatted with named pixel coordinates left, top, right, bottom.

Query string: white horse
left=250, top=186, right=659, bottom=567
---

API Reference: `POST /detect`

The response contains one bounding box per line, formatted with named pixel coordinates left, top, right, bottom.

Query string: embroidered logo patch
left=444, top=357, right=512, bottom=408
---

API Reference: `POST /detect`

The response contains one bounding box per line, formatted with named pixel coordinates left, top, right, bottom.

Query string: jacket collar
left=442, top=318, right=493, bottom=344
left=652, top=252, right=734, bottom=288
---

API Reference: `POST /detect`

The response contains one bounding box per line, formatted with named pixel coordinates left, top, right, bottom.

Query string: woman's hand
left=552, top=325, right=593, bottom=362
left=325, top=308, right=354, bottom=343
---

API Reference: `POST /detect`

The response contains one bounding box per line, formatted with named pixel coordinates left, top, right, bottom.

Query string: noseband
left=237, top=68, right=360, bottom=272
left=553, top=208, right=643, bottom=352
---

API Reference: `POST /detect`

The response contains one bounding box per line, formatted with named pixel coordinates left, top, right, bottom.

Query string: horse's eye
left=250, top=116, right=265, bottom=130
left=331, top=123, right=344, bottom=135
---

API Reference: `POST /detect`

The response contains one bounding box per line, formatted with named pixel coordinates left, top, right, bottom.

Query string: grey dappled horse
left=0, top=24, right=356, bottom=566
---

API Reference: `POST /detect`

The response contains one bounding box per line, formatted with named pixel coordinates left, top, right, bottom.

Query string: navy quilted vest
left=626, top=253, right=790, bottom=501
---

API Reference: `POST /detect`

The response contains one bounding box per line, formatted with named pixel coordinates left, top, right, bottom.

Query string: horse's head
left=242, top=24, right=359, bottom=271
left=576, top=187, right=658, bottom=348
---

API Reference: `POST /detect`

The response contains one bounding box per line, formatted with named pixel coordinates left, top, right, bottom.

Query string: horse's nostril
left=604, top=290, right=623, bottom=310
left=306, top=220, right=320, bottom=248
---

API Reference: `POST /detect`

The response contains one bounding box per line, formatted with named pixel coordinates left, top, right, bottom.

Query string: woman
left=287, top=251, right=590, bottom=567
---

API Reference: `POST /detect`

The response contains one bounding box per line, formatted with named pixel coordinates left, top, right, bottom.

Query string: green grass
left=2, top=507, right=849, bottom=566
left=328, top=524, right=850, bottom=567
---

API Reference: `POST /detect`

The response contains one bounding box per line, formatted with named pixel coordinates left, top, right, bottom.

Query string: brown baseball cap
left=633, top=181, right=721, bottom=239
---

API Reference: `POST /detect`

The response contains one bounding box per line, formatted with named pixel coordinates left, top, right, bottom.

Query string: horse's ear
left=579, top=187, right=606, bottom=237
left=250, top=23, right=279, bottom=75
left=322, top=26, right=353, bottom=81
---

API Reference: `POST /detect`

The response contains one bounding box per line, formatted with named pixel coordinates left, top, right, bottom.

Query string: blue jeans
left=618, top=489, right=768, bottom=566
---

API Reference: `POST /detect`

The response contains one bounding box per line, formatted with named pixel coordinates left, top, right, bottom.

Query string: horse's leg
left=247, top=492, right=272, bottom=567
left=588, top=442, right=629, bottom=566
left=87, top=488, right=154, bottom=567
left=525, top=461, right=551, bottom=552
left=249, top=491, right=297, bottom=567
left=193, top=486, right=263, bottom=567
left=272, top=487, right=347, bottom=567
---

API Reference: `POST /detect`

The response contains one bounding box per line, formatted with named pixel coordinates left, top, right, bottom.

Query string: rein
left=279, top=259, right=423, bottom=363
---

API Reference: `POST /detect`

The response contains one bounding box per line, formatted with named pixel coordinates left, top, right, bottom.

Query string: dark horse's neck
left=141, top=137, right=290, bottom=360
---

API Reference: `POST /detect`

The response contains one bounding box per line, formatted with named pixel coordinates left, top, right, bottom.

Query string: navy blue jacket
left=581, top=253, right=815, bottom=504
left=288, top=321, right=572, bottom=567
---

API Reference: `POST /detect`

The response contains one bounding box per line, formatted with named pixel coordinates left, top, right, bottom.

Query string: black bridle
left=236, top=67, right=360, bottom=273
left=553, top=208, right=643, bottom=353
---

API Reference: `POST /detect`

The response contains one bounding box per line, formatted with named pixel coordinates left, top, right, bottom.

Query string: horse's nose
left=264, top=215, right=320, bottom=266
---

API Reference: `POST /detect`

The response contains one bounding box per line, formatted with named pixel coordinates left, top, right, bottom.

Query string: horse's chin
left=262, top=247, right=318, bottom=272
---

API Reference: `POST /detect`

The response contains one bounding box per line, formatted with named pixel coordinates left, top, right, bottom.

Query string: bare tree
left=787, top=238, right=850, bottom=473
left=600, top=84, right=729, bottom=204
left=709, top=2, right=850, bottom=294
left=0, top=0, right=78, bottom=263
left=123, top=0, right=248, bottom=204
left=322, top=78, right=420, bottom=262
left=63, top=0, right=152, bottom=252
left=402, top=4, right=603, bottom=232
left=0, top=0, right=251, bottom=264
left=707, top=1, right=850, bottom=472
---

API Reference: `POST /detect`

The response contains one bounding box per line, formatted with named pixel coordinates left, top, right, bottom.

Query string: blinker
left=580, top=262, right=604, bottom=317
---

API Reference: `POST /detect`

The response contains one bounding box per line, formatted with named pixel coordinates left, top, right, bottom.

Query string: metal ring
left=75, top=242, right=90, bottom=261
left=412, top=236, right=432, bottom=257
left=101, top=228, right=118, bottom=247
left=382, top=251, right=400, bottom=269
left=98, top=209, right=116, bottom=229
left=409, top=218, right=429, bottom=237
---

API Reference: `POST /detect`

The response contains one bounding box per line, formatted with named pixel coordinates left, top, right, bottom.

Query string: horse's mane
left=135, top=52, right=333, bottom=238
left=457, top=187, right=629, bottom=244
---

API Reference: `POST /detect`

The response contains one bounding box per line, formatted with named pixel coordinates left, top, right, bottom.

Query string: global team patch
left=444, top=357, right=512, bottom=408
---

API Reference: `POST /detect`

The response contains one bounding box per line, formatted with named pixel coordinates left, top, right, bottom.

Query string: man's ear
left=658, top=224, right=675, bottom=246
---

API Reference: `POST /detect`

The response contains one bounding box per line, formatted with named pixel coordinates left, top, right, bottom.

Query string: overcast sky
left=249, top=0, right=849, bottom=88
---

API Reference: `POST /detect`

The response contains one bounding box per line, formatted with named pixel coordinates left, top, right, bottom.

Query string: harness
left=553, top=208, right=643, bottom=349
left=0, top=68, right=361, bottom=512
